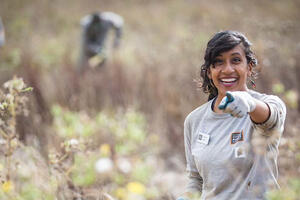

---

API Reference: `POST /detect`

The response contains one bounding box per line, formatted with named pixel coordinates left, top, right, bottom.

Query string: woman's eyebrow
left=231, top=52, right=242, bottom=56
left=215, top=54, right=223, bottom=58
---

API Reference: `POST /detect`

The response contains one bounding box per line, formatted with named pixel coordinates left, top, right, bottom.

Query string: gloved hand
left=218, top=91, right=257, bottom=118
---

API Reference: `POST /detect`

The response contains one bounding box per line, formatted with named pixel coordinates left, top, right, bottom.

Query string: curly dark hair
left=200, top=31, right=258, bottom=101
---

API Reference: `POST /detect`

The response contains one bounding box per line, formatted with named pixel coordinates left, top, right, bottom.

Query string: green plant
left=0, top=76, right=32, bottom=197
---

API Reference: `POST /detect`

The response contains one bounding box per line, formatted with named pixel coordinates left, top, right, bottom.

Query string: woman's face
left=208, top=44, right=252, bottom=98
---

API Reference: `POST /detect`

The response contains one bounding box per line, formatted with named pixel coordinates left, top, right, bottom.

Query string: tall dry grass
left=0, top=0, right=300, bottom=199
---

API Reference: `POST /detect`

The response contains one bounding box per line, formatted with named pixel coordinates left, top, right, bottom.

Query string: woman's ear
left=247, top=63, right=253, bottom=77
left=207, top=67, right=212, bottom=79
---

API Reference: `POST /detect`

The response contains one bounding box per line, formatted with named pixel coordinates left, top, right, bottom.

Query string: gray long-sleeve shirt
left=184, top=90, right=286, bottom=200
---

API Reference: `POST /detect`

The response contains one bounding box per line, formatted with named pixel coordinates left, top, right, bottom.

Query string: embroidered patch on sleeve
left=231, top=131, right=244, bottom=144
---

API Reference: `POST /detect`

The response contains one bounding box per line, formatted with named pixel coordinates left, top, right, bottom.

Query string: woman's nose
left=222, top=61, right=235, bottom=73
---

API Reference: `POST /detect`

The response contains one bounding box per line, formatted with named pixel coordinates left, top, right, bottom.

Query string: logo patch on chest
left=231, top=131, right=244, bottom=144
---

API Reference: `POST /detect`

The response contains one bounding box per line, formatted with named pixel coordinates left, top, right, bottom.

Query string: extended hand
left=218, top=91, right=257, bottom=118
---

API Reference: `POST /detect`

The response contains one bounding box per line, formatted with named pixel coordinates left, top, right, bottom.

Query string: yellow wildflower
left=127, top=182, right=145, bottom=195
left=100, top=143, right=111, bottom=157
left=2, top=181, right=13, bottom=193
left=115, top=187, right=127, bottom=199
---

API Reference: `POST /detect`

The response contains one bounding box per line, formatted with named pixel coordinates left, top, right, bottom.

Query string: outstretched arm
left=101, top=12, right=124, bottom=48
left=112, top=26, right=122, bottom=48
left=249, top=99, right=270, bottom=124
left=219, top=91, right=286, bottom=135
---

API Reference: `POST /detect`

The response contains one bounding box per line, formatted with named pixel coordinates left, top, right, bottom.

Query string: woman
left=177, top=31, right=286, bottom=200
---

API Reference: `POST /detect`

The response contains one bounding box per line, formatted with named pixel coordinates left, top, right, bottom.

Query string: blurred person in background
left=177, top=31, right=286, bottom=200
left=78, top=11, right=123, bottom=73
left=0, top=17, right=5, bottom=47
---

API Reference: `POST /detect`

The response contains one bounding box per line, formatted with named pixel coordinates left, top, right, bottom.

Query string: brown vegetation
left=0, top=0, right=299, bottom=199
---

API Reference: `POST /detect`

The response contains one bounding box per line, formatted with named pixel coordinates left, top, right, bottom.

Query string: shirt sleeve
left=185, top=172, right=203, bottom=193
left=80, top=15, right=91, bottom=27
left=252, top=95, right=286, bottom=136
left=184, top=116, right=203, bottom=193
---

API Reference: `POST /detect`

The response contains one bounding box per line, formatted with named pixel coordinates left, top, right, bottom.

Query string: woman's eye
left=214, top=59, right=223, bottom=66
left=232, top=57, right=241, bottom=63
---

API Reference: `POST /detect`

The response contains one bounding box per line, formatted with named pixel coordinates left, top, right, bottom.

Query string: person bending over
left=78, top=12, right=123, bottom=72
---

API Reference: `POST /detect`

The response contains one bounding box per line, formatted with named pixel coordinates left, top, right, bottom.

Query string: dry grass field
left=0, top=0, right=300, bottom=199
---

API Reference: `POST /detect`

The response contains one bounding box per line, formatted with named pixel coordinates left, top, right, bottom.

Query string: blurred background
left=0, top=0, right=300, bottom=199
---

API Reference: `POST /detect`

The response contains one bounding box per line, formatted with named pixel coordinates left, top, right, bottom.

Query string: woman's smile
left=219, top=77, right=239, bottom=87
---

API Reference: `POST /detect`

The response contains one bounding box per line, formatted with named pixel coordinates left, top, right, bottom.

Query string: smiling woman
left=177, top=31, right=287, bottom=200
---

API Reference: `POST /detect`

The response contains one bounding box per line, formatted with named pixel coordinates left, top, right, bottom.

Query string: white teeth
left=221, top=78, right=237, bottom=82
